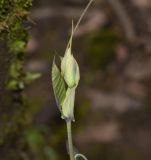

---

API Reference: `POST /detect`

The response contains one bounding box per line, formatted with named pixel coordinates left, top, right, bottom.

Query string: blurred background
left=24, top=0, right=151, bottom=159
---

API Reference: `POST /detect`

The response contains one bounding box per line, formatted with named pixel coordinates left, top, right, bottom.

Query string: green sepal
left=62, top=87, right=76, bottom=122
left=52, top=57, right=66, bottom=111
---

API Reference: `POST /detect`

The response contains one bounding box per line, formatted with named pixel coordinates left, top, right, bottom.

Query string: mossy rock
left=0, top=0, right=33, bottom=159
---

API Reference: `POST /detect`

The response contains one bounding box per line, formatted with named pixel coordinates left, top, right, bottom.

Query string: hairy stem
left=66, top=120, right=74, bottom=160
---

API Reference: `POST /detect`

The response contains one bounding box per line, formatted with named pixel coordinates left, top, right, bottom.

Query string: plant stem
left=66, top=120, right=74, bottom=160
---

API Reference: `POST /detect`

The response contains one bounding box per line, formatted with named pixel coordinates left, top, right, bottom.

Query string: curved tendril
left=73, top=0, right=94, bottom=34
left=74, top=153, right=88, bottom=160
left=65, top=0, right=94, bottom=53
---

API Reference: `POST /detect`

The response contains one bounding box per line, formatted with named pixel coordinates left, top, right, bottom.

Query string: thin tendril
left=65, top=0, right=94, bottom=52
left=73, top=0, right=94, bottom=34
left=74, top=153, right=88, bottom=160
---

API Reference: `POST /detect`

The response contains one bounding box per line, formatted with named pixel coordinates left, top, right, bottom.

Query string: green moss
left=0, top=0, right=32, bottom=36
left=0, top=0, right=33, bottom=158
left=0, top=0, right=32, bottom=91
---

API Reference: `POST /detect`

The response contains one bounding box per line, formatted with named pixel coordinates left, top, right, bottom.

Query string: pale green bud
left=61, top=47, right=80, bottom=88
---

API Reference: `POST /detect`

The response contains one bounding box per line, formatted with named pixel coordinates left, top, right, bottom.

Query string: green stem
left=66, top=120, right=74, bottom=160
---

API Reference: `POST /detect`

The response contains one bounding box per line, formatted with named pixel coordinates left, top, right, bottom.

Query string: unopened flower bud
left=61, top=47, right=80, bottom=88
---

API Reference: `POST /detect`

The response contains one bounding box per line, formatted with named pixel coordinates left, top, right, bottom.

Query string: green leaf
left=52, top=58, right=66, bottom=111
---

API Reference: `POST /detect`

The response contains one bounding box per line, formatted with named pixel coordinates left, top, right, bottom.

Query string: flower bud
left=61, top=47, right=80, bottom=88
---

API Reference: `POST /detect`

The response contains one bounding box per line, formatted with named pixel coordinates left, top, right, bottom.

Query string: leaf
left=52, top=57, right=66, bottom=111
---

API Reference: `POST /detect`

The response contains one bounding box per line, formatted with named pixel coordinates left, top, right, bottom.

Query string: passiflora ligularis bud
left=61, top=46, right=80, bottom=88
left=52, top=22, right=80, bottom=121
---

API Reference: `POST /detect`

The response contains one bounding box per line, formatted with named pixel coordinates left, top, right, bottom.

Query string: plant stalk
left=66, top=120, right=74, bottom=160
